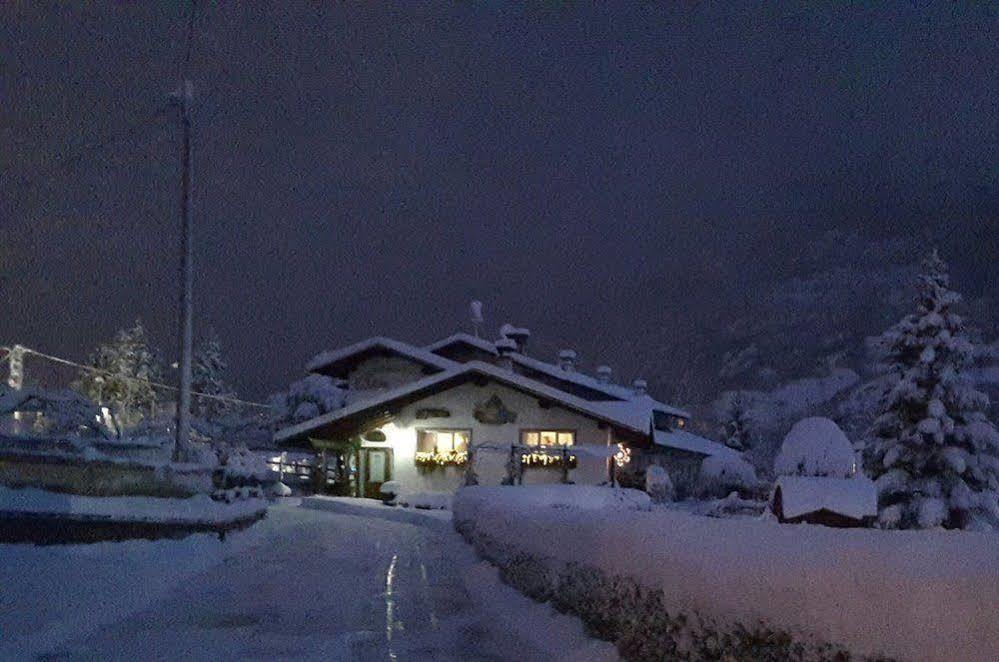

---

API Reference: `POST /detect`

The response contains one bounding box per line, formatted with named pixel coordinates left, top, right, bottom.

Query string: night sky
left=2, top=3, right=997, bottom=400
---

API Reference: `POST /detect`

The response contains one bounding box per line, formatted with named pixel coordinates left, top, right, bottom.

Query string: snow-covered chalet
left=274, top=330, right=737, bottom=498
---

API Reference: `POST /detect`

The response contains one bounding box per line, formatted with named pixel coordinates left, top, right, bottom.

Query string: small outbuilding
left=770, top=417, right=875, bottom=527
left=772, top=475, right=877, bottom=527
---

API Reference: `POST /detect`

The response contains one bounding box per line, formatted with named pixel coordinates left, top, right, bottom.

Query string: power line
left=1, top=344, right=273, bottom=410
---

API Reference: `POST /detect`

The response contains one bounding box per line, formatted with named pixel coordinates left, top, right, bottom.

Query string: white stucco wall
left=358, top=380, right=615, bottom=494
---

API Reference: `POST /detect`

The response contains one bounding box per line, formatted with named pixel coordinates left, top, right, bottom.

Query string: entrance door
left=362, top=447, right=392, bottom=498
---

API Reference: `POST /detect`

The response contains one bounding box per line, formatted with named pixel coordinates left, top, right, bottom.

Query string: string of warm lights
left=415, top=449, right=469, bottom=466
left=520, top=450, right=577, bottom=468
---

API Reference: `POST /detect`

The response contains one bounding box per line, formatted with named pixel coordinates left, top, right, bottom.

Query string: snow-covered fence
left=454, top=485, right=999, bottom=662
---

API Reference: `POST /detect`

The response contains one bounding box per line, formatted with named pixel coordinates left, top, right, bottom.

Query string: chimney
left=557, top=349, right=578, bottom=372
left=596, top=365, right=613, bottom=384
left=631, top=378, right=647, bottom=396
left=495, top=337, right=518, bottom=370
left=500, top=323, right=531, bottom=354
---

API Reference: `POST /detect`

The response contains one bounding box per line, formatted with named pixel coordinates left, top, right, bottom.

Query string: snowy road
left=5, top=501, right=612, bottom=661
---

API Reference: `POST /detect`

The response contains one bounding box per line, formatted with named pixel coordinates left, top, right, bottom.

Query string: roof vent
left=596, top=365, right=613, bottom=384
left=631, top=378, right=647, bottom=395
left=500, top=323, right=531, bottom=353
left=558, top=349, right=578, bottom=372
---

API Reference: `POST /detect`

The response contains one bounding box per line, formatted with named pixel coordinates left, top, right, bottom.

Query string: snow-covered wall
left=454, top=486, right=999, bottom=661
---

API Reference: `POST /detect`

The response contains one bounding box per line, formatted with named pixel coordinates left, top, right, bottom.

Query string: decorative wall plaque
left=473, top=394, right=517, bottom=425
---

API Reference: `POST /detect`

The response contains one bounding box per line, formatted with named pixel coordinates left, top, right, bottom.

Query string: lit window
left=521, top=430, right=575, bottom=447
left=416, top=430, right=470, bottom=466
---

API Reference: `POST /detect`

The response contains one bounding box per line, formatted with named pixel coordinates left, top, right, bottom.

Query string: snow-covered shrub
left=774, top=417, right=856, bottom=478
left=271, top=481, right=293, bottom=497
left=697, top=453, right=759, bottom=498
left=216, top=443, right=269, bottom=489
left=644, top=465, right=674, bottom=503
left=865, top=251, right=999, bottom=530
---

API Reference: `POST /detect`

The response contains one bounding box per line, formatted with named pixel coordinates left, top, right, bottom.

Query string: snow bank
left=454, top=485, right=999, bottom=661
left=775, top=475, right=877, bottom=521
left=774, top=417, right=856, bottom=478
left=0, top=486, right=266, bottom=525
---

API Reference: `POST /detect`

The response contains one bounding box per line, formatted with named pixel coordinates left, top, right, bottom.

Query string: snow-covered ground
left=0, top=499, right=614, bottom=661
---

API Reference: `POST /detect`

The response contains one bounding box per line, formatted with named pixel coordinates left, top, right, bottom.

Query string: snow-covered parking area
left=0, top=499, right=614, bottom=661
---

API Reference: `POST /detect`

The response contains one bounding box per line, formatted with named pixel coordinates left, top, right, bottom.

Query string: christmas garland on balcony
left=414, top=448, right=469, bottom=467
left=520, top=448, right=577, bottom=468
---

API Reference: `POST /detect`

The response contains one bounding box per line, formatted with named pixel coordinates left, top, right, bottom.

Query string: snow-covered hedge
left=454, top=485, right=999, bottom=661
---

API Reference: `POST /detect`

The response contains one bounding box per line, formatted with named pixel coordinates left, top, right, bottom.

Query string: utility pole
left=173, top=79, right=194, bottom=461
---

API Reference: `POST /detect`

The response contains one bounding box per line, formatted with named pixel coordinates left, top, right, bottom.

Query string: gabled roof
left=504, top=352, right=636, bottom=402
left=276, top=361, right=658, bottom=445
left=305, top=336, right=458, bottom=375
left=424, top=333, right=498, bottom=356
left=652, top=429, right=738, bottom=459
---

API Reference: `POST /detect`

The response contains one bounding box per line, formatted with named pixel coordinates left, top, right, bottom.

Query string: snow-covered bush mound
left=454, top=486, right=999, bottom=661
left=774, top=417, right=856, bottom=478
left=645, top=465, right=673, bottom=503
left=697, top=453, right=758, bottom=498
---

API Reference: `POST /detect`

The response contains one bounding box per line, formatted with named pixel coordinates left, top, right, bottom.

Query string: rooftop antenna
left=470, top=300, right=484, bottom=338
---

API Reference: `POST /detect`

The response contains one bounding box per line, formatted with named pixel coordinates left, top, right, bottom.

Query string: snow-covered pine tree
left=866, top=250, right=999, bottom=530
left=719, top=391, right=753, bottom=452
left=73, top=319, right=163, bottom=427
left=192, top=329, right=234, bottom=420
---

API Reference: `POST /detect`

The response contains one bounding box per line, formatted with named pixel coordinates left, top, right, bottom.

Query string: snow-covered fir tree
left=718, top=391, right=753, bottom=452
left=192, top=329, right=234, bottom=420
left=73, top=319, right=163, bottom=427
left=865, top=250, right=999, bottom=530
left=271, top=374, right=346, bottom=424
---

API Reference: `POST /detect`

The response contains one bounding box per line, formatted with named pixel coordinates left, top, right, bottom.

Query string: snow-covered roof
left=508, top=352, right=663, bottom=404
left=653, top=429, right=741, bottom=459
left=306, top=336, right=458, bottom=373
left=596, top=394, right=691, bottom=427
left=424, top=333, right=498, bottom=356
left=775, top=475, right=877, bottom=521
left=275, top=360, right=671, bottom=444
